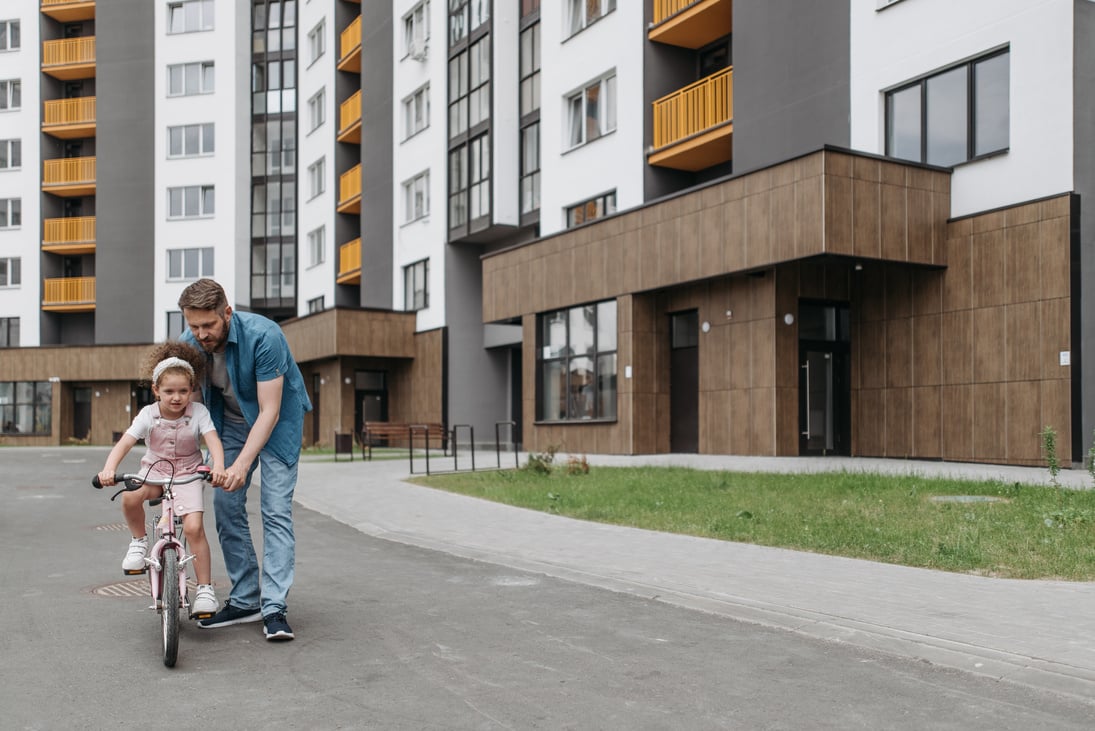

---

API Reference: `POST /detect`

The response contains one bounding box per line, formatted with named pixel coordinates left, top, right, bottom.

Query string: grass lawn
left=410, top=464, right=1095, bottom=581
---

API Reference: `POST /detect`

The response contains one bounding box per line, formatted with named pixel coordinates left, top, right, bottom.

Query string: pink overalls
left=139, top=402, right=205, bottom=516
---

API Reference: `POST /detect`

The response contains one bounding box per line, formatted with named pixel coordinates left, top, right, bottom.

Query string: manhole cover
left=929, top=495, right=1008, bottom=504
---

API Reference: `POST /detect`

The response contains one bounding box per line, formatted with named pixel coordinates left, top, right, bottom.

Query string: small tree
left=1041, top=425, right=1060, bottom=488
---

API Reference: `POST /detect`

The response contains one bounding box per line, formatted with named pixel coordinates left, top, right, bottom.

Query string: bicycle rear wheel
left=161, top=547, right=180, bottom=667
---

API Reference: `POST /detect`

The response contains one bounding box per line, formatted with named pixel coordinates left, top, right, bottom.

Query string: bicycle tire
left=161, top=547, right=180, bottom=668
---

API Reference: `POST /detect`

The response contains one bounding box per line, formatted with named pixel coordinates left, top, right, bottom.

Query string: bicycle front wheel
left=161, top=547, right=180, bottom=667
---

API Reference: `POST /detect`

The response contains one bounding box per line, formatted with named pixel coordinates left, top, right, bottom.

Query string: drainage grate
left=95, top=523, right=131, bottom=532
left=91, top=578, right=203, bottom=598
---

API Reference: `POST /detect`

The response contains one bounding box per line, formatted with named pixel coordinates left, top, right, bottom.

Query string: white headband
left=152, top=357, right=195, bottom=385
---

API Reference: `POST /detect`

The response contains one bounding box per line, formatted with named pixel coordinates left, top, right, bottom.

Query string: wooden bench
left=362, top=421, right=448, bottom=459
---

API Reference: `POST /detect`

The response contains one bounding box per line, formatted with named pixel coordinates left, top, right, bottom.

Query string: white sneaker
left=191, top=584, right=217, bottom=616
left=121, top=537, right=148, bottom=573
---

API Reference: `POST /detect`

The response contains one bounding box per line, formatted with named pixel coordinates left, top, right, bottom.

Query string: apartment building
left=2, top=0, right=1092, bottom=470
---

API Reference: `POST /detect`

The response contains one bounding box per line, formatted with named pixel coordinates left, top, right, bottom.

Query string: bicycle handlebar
left=92, top=466, right=213, bottom=490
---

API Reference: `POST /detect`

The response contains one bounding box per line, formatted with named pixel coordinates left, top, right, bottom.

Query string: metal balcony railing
left=42, top=96, right=96, bottom=129
left=338, top=164, right=362, bottom=210
left=651, top=67, right=733, bottom=151
left=42, top=36, right=96, bottom=69
left=339, top=90, right=362, bottom=139
left=42, top=276, right=95, bottom=309
left=340, top=16, right=362, bottom=64
left=43, top=156, right=96, bottom=186
left=338, top=238, right=361, bottom=280
left=43, top=216, right=95, bottom=250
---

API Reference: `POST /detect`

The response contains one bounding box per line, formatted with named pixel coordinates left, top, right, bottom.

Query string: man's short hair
left=178, top=278, right=229, bottom=313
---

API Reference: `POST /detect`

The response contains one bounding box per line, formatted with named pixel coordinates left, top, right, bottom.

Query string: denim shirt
left=183, top=311, right=312, bottom=465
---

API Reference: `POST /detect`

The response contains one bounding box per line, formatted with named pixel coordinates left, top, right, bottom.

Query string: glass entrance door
left=798, top=303, right=851, bottom=456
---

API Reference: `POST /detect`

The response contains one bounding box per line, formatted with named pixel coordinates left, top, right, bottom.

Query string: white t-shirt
left=126, top=401, right=216, bottom=442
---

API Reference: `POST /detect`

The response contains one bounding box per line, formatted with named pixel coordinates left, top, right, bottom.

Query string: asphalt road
left=2, top=447, right=1093, bottom=730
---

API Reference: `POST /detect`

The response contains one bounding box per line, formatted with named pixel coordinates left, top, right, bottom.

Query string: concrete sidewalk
left=293, top=453, right=1095, bottom=703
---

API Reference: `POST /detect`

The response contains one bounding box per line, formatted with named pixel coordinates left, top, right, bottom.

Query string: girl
left=97, top=341, right=225, bottom=617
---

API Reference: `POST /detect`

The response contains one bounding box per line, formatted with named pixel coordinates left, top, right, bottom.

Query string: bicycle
left=92, top=466, right=214, bottom=667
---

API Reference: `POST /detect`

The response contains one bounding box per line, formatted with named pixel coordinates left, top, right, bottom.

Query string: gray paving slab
left=295, top=453, right=1095, bottom=704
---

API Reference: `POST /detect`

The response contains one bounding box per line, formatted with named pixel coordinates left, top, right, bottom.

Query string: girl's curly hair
left=140, top=341, right=206, bottom=388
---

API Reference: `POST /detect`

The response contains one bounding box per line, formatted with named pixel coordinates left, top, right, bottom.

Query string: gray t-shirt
left=211, top=351, right=246, bottom=423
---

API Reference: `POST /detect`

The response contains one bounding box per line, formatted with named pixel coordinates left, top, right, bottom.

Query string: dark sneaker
left=263, top=612, right=295, bottom=641
left=197, top=601, right=262, bottom=629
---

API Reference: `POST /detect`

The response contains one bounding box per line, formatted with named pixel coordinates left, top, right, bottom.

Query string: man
left=178, top=278, right=311, bottom=641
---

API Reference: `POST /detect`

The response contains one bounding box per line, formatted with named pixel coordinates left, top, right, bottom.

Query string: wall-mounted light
left=701, top=321, right=711, bottom=333
left=854, top=262, right=863, bottom=271
left=783, top=313, right=795, bottom=326
left=725, top=310, right=733, bottom=319
left=344, top=377, right=352, bottom=385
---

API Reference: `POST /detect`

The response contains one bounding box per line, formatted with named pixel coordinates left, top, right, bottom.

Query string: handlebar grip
left=92, top=474, right=117, bottom=489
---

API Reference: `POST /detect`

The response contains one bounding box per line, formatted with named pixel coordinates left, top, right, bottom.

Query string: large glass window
left=0, top=381, right=52, bottom=435
left=537, top=300, right=617, bottom=421
left=404, top=259, right=429, bottom=311
left=251, top=242, right=296, bottom=299
left=885, top=49, right=1009, bottom=166
left=519, top=23, right=540, bottom=117
left=565, top=0, right=615, bottom=38
left=566, top=73, right=616, bottom=149
left=167, top=0, right=214, bottom=34
left=166, top=247, right=214, bottom=281
left=449, top=0, right=489, bottom=46
left=252, top=119, right=296, bottom=176
left=520, top=122, right=540, bottom=215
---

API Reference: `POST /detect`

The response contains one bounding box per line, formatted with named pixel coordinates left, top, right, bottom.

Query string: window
left=307, top=19, right=325, bottom=65
left=0, top=20, right=20, bottom=51
left=307, top=226, right=325, bottom=267
left=251, top=242, right=296, bottom=300
left=0, top=198, right=20, bottom=228
left=0, top=256, right=19, bottom=287
left=252, top=58, right=296, bottom=114
left=537, top=301, right=617, bottom=421
left=886, top=49, right=1009, bottom=166
left=403, top=259, right=428, bottom=311
left=167, top=186, right=215, bottom=219
left=403, top=84, right=430, bottom=139
left=307, top=295, right=325, bottom=314
left=565, top=0, right=615, bottom=38
left=253, top=0, right=297, bottom=54
left=449, top=134, right=489, bottom=228
left=566, top=73, right=616, bottom=149
left=167, top=0, right=214, bottom=34
left=449, top=0, right=489, bottom=46
left=167, top=123, right=214, bottom=158
left=520, top=123, right=540, bottom=215
left=308, top=88, right=325, bottom=131
left=522, top=0, right=540, bottom=18
left=520, top=23, right=540, bottom=117
left=403, top=170, right=429, bottom=223
left=448, top=38, right=490, bottom=137
left=252, top=119, right=296, bottom=176
left=167, top=62, right=215, bottom=96
left=0, top=381, right=52, bottom=434
left=0, top=317, right=18, bottom=348
left=566, top=191, right=616, bottom=228
left=166, top=247, right=214, bottom=281
left=0, top=139, right=20, bottom=170
left=0, top=79, right=20, bottom=110
left=403, top=1, right=430, bottom=58
left=251, top=182, right=296, bottom=236
left=308, top=157, right=326, bottom=199
left=166, top=311, right=185, bottom=339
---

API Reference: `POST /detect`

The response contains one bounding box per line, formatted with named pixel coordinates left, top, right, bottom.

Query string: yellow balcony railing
left=338, top=15, right=362, bottom=72
left=43, top=216, right=96, bottom=254
left=41, top=0, right=96, bottom=23
left=338, top=90, right=362, bottom=143
left=42, top=276, right=96, bottom=312
left=337, top=238, right=361, bottom=284
left=43, top=156, right=96, bottom=196
left=42, top=97, right=96, bottom=139
left=651, top=67, right=733, bottom=150
left=649, top=0, right=732, bottom=49
left=42, top=36, right=96, bottom=79
left=338, top=164, right=362, bottom=213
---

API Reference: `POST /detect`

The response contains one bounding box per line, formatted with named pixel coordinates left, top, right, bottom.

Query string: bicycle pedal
left=190, top=611, right=214, bottom=620
left=123, top=568, right=147, bottom=576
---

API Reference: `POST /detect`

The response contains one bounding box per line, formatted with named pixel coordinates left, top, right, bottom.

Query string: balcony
left=42, top=276, right=95, bottom=312
left=649, top=0, right=732, bottom=49
left=338, top=90, right=362, bottom=143
left=648, top=67, right=733, bottom=172
left=42, top=36, right=96, bottom=80
left=337, top=238, right=361, bottom=285
left=41, top=0, right=96, bottom=23
left=42, top=156, right=96, bottom=196
left=43, top=216, right=95, bottom=255
left=337, top=164, right=362, bottom=214
left=338, top=15, right=362, bottom=73
left=42, top=97, right=96, bottom=139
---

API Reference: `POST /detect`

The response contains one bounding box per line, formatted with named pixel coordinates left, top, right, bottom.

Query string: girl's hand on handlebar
left=210, top=465, right=229, bottom=489
left=97, top=470, right=117, bottom=487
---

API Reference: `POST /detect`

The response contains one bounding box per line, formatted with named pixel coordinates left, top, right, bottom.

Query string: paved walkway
left=294, top=453, right=1095, bottom=703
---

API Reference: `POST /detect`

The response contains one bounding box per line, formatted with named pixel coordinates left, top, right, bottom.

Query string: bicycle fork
left=146, top=536, right=195, bottom=612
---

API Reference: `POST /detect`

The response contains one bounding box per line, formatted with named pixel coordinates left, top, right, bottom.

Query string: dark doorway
left=510, top=347, right=522, bottom=449
left=670, top=310, right=699, bottom=453
left=798, top=302, right=851, bottom=456
left=311, top=374, right=320, bottom=445
left=354, top=370, right=387, bottom=438
left=73, top=386, right=91, bottom=441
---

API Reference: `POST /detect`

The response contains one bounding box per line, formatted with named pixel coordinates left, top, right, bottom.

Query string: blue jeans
left=214, top=418, right=297, bottom=617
